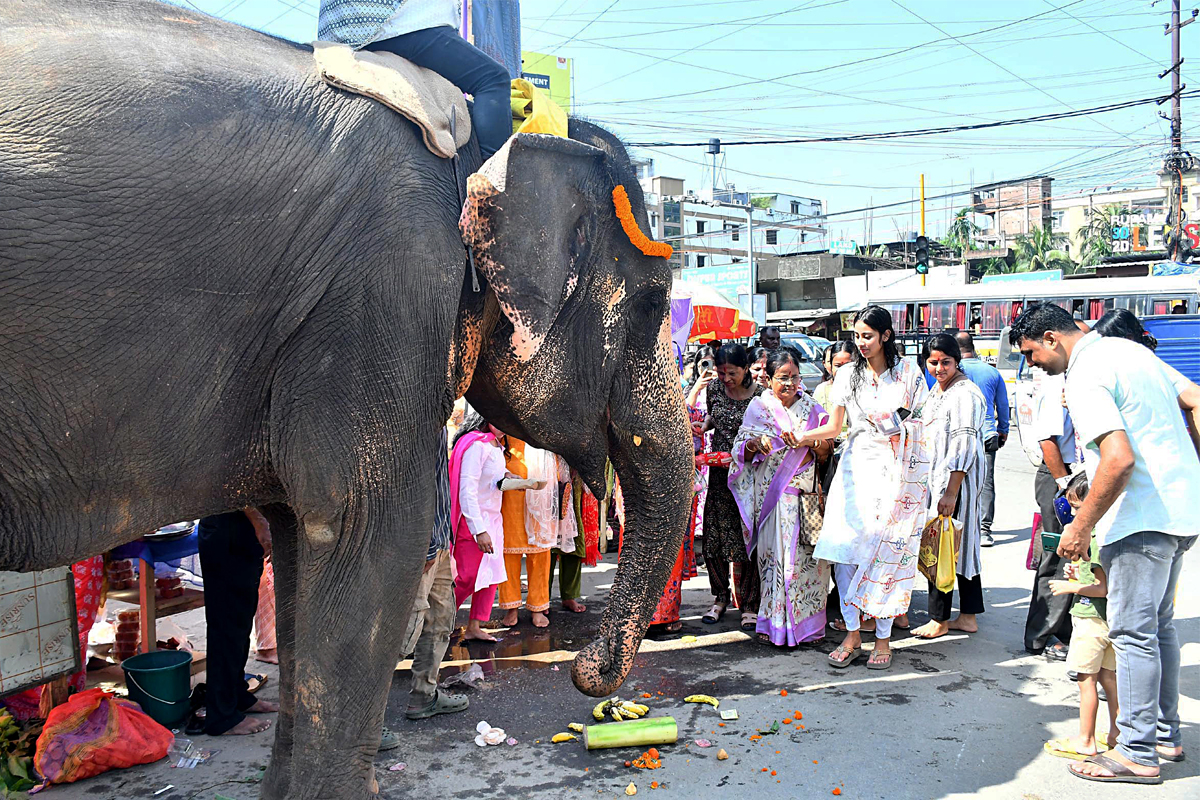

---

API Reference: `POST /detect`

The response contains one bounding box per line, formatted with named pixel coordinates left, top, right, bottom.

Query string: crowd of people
left=676, top=303, right=1198, bottom=785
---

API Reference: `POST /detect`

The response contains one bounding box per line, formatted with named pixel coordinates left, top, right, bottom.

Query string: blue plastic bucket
left=121, top=649, right=192, bottom=728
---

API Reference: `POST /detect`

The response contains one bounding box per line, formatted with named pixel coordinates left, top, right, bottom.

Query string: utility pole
left=1162, top=1, right=1198, bottom=259
left=746, top=204, right=755, bottom=323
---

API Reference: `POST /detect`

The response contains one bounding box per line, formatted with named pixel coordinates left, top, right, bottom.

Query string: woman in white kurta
left=730, top=350, right=833, bottom=646
left=797, top=306, right=931, bottom=670
left=911, top=333, right=988, bottom=640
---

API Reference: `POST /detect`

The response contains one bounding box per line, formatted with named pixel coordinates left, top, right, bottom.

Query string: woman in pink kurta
left=450, top=415, right=509, bottom=642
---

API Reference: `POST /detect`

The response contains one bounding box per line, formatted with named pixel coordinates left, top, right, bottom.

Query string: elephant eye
left=637, top=288, right=667, bottom=320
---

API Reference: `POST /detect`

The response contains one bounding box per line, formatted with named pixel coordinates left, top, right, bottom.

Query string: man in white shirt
left=1010, top=302, right=1200, bottom=785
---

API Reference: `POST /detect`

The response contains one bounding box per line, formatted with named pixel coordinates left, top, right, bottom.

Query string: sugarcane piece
left=583, top=717, right=678, bottom=751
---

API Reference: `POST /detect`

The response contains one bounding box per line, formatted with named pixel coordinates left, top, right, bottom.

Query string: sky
left=166, top=0, right=1189, bottom=242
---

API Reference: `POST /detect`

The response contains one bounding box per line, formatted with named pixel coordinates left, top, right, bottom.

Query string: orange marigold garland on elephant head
left=613, top=185, right=674, bottom=259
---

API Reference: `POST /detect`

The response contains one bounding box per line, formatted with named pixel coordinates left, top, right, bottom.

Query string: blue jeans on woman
left=366, top=26, right=511, bottom=159
left=1100, top=530, right=1196, bottom=766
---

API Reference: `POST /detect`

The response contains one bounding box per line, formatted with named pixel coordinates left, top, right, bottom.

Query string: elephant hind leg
left=260, top=499, right=429, bottom=800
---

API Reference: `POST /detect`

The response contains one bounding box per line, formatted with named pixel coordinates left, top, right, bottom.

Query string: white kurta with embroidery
left=814, top=358, right=930, bottom=567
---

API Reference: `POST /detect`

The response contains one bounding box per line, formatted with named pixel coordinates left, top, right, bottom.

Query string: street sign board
left=830, top=239, right=858, bottom=255
left=683, top=263, right=752, bottom=305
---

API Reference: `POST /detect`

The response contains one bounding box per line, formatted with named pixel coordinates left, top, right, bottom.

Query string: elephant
left=0, top=1, right=693, bottom=798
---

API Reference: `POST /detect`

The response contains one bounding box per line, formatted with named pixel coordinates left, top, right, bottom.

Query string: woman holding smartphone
left=796, top=306, right=929, bottom=670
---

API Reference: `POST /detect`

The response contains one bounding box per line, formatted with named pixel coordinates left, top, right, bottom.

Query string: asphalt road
left=61, top=445, right=1197, bottom=799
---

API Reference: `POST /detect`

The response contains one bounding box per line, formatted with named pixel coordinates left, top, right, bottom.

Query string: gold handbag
left=797, top=476, right=826, bottom=547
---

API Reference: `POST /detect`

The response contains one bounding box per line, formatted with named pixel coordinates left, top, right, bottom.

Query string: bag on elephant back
left=34, top=688, right=172, bottom=786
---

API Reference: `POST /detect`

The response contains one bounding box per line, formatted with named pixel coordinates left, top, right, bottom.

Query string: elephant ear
left=460, top=133, right=607, bottom=361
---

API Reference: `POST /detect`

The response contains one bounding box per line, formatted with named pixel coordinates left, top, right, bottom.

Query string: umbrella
left=671, top=279, right=757, bottom=342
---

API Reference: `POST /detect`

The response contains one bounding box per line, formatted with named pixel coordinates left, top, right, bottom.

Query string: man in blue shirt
left=955, top=333, right=1010, bottom=547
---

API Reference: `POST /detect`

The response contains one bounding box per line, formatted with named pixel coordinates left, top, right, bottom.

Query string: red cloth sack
left=34, top=689, right=172, bottom=785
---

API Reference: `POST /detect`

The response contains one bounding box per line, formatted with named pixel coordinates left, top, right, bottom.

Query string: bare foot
left=464, top=622, right=498, bottom=642
left=220, top=716, right=272, bottom=735
left=1070, top=749, right=1159, bottom=780
left=895, top=613, right=910, bottom=629
left=664, top=621, right=682, bottom=633
left=912, top=620, right=951, bottom=639
left=531, top=611, right=550, bottom=628
left=255, top=648, right=279, bottom=665
left=860, top=618, right=877, bottom=633
left=248, top=698, right=279, bottom=713
left=501, top=610, right=519, bottom=627
left=562, top=598, right=587, bottom=613
left=947, top=615, right=978, bottom=633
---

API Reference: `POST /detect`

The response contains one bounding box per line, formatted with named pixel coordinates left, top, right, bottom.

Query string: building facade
left=972, top=176, right=1053, bottom=248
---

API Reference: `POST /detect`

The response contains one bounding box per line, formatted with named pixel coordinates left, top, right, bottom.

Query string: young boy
left=1043, top=473, right=1118, bottom=760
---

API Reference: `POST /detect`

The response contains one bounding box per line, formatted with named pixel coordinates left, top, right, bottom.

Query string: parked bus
left=867, top=274, right=1199, bottom=361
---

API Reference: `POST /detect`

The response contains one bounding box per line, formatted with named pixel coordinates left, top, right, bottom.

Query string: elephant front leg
left=261, top=506, right=425, bottom=800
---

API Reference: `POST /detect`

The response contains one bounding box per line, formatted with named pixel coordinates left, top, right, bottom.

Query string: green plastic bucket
left=121, top=649, right=193, bottom=728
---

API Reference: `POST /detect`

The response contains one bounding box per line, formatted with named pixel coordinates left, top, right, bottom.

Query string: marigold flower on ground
left=832, top=789, right=841, bottom=796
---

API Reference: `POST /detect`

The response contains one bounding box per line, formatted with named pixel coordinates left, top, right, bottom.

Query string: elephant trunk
left=570, top=398, right=694, bottom=697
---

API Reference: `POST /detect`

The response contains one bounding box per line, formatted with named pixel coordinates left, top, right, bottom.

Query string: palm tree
left=1012, top=226, right=1076, bottom=273
left=941, top=207, right=981, bottom=253
left=1075, top=203, right=1124, bottom=267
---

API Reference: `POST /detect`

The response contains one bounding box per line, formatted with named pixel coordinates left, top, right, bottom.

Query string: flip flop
left=740, top=613, right=757, bottom=632
left=1044, top=738, right=1100, bottom=761
left=701, top=604, right=726, bottom=624
left=1104, top=733, right=1188, bottom=763
left=827, top=645, right=861, bottom=669
left=245, top=673, right=268, bottom=694
left=1070, top=753, right=1163, bottom=785
left=865, top=651, right=893, bottom=670
left=828, top=619, right=848, bottom=633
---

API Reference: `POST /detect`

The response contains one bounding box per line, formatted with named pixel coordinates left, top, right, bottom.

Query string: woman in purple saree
left=730, top=349, right=833, bottom=646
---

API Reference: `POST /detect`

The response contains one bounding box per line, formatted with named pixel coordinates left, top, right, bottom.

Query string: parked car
left=796, top=359, right=825, bottom=393
left=780, top=333, right=822, bottom=362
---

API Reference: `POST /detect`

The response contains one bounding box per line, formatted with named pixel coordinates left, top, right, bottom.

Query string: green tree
left=941, top=207, right=981, bottom=253
left=1075, top=203, right=1124, bottom=267
left=1012, top=226, right=1076, bottom=273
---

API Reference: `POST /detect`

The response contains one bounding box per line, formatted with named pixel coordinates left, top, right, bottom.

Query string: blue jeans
left=1099, top=530, right=1196, bottom=766
left=366, top=27, right=512, bottom=159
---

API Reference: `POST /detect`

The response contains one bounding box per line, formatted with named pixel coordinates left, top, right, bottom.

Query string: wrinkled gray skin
left=0, top=1, right=692, bottom=798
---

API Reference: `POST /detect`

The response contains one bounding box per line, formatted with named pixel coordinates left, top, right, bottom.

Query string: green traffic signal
left=915, top=234, right=929, bottom=273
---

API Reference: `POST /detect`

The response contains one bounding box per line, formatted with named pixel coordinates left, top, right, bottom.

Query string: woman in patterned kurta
left=798, top=306, right=931, bottom=670
left=912, top=333, right=988, bottom=640
left=730, top=351, right=833, bottom=646
left=696, top=345, right=763, bottom=629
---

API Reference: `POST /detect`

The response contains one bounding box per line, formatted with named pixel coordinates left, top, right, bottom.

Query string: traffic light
left=915, top=235, right=929, bottom=275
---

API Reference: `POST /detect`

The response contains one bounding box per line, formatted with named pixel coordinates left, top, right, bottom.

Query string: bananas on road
left=591, top=697, right=651, bottom=722
left=684, top=694, right=720, bottom=708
